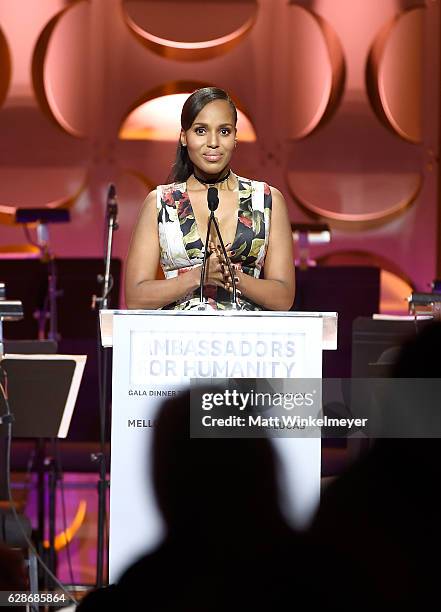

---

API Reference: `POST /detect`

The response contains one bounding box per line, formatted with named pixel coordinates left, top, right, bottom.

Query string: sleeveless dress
left=156, top=175, right=272, bottom=310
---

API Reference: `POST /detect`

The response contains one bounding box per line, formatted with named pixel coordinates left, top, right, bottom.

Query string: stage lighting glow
left=119, top=93, right=256, bottom=142
left=381, top=270, right=412, bottom=315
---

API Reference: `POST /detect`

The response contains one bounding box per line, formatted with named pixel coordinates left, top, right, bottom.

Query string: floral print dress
left=156, top=174, right=272, bottom=310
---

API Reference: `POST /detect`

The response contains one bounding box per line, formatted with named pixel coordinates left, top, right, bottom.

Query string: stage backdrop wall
left=0, top=0, right=439, bottom=308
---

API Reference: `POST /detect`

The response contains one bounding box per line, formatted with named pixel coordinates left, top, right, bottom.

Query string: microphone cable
left=199, top=187, right=237, bottom=308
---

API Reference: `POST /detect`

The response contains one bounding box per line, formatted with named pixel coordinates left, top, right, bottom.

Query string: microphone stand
left=92, top=185, right=118, bottom=587
left=199, top=213, right=216, bottom=308
left=199, top=187, right=238, bottom=309
left=35, top=223, right=62, bottom=342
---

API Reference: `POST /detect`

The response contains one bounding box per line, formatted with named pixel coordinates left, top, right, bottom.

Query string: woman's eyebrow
left=192, top=122, right=234, bottom=127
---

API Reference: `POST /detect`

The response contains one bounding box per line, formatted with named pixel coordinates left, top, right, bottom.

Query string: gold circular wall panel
left=0, top=168, right=87, bottom=225
left=0, top=26, right=11, bottom=108
left=123, top=168, right=155, bottom=193
left=119, top=82, right=256, bottom=142
left=288, top=6, right=345, bottom=139
left=122, top=0, right=257, bottom=61
left=287, top=171, right=421, bottom=229
left=366, top=8, right=424, bottom=143
left=32, top=0, right=89, bottom=138
left=380, top=269, right=413, bottom=315
left=113, top=168, right=156, bottom=252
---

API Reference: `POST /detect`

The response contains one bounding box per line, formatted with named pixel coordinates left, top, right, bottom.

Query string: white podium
left=101, top=309, right=337, bottom=581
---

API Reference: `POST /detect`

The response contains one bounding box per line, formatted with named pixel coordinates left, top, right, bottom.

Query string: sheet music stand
left=1, top=354, right=86, bottom=438
left=0, top=353, right=86, bottom=589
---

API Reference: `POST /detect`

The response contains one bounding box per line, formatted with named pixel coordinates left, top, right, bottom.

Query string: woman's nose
left=207, top=131, right=219, bottom=147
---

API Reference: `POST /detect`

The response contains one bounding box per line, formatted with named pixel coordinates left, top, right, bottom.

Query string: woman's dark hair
left=167, top=87, right=237, bottom=183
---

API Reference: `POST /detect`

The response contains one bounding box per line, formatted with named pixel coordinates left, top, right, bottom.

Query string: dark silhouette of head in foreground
left=310, top=321, right=441, bottom=607
left=79, top=388, right=310, bottom=611
left=151, top=388, right=286, bottom=550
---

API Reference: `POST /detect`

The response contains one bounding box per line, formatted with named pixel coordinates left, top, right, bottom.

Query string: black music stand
left=1, top=355, right=85, bottom=438
left=0, top=353, right=86, bottom=587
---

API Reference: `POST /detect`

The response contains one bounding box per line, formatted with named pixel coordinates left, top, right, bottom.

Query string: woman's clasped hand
left=203, top=241, right=238, bottom=293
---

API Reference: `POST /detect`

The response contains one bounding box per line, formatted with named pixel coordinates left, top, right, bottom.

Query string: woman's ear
left=180, top=130, right=187, bottom=147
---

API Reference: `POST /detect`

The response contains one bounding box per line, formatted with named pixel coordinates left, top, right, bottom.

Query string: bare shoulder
left=136, top=189, right=157, bottom=217
left=143, top=188, right=157, bottom=207
left=268, top=186, right=288, bottom=210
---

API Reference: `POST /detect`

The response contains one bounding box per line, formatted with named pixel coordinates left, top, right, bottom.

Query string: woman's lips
left=202, top=153, right=222, bottom=162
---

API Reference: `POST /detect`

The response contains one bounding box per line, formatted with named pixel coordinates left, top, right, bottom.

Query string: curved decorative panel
left=317, top=250, right=413, bottom=314
left=123, top=168, right=155, bottom=193
left=115, top=168, right=155, bottom=231
left=380, top=270, right=413, bottom=315
left=366, top=8, right=423, bottom=143
left=0, top=243, right=41, bottom=258
left=289, top=6, right=345, bottom=139
left=32, top=0, right=89, bottom=137
left=287, top=171, right=421, bottom=228
left=0, top=168, right=87, bottom=225
left=119, top=83, right=256, bottom=142
left=44, top=500, right=87, bottom=551
left=0, top=26, right=11, bottom=107
left=122, top=0, right=257, bottom=61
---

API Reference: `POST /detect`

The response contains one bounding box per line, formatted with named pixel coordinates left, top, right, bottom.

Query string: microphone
left=207, top=187, right=219, bottom=212
left=107, top=184, right=118, bottom=226
left=36, top=222, right=49, bottom=248
left=199, top=187, right=238, bottom=309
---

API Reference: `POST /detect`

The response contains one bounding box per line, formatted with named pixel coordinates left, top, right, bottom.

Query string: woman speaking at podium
left=125, top=87, right=295, bottom=311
